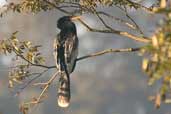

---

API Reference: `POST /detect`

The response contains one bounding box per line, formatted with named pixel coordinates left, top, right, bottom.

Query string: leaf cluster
left=0, top=0, right=146, bottom=16
left=0, top=32, right=45, bottom=88
left=4, top=0, right=53, bottom=14
left=141, top=5, right=171, bottom=107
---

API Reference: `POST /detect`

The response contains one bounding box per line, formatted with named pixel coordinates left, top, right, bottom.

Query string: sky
left=0, top=0, right=6, bottom=7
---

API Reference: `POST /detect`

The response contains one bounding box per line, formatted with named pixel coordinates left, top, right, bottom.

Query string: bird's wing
left=54, top=34, right=71, bottom=107
left=64, top=34, right=78, bottom=73
left=53, top=34, right=62, bottom=72
left=53, top=33, right=78, bottom=107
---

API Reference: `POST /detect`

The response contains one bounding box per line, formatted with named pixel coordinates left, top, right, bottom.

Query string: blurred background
left=0, top=0, right=171, bottom=114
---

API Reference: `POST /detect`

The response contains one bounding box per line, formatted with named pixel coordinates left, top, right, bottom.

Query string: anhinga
left=53, top=16, right=80, bottom=107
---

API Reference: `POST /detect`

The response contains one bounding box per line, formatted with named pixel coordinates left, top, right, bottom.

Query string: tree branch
left=78, top=19, right=151, bottom=43
left=97, top=11, right=137, bottom=30
left=23, top=71, right=58, bottom=106
left=76, top=47, right=141, bottom=61
left=15, top=69, right=49, bottom=95
left=91, top=6, right=113, bottom=30
left=43, top=0, right=151, bottom=43
left=121, top=6, right=144, bottom=35
left=126, top=0, right=154, bottom=13
left=12, top=47, right=54, bottom=69
left=12, top=45, right=141, bottom=69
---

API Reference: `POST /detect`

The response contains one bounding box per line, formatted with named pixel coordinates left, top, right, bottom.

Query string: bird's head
left=57, top=16, right=80, bottom=30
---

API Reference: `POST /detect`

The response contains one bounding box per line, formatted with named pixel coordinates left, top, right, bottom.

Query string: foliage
left=141, top=2, right=171, bottom=108
left=0, top=32, right=45, bottom=88
left=1, top=0, right=149, bottom=16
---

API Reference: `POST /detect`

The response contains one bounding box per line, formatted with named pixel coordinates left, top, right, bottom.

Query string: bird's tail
left=57, top=71, right=70, bottom=108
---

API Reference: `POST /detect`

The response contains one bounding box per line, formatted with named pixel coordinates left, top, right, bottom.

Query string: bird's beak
left=70, top=16, right=81, bottom=21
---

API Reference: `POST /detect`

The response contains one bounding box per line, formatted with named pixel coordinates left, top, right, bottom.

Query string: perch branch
left=13, top=46, right=142, bottom=69
left=76, top=47, right=140, bottom=61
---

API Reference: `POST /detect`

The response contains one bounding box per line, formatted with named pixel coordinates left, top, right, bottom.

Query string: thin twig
left=97, top=11, right=137, bottom=30
left=119, top=6, right=144, bottom=35
left=76, top=47, right=141, bottom=61
left=16, top=69, right=49, bottom=95
left=44, top=0, right=71, bottom=14
left=126, top=0, right=154, bottom=13
left=23, top=71, right=58, bottom=105
left=84, top=1, right=112, bottom=30
left=57, top=5, right=79, bottom=9
left=12, top=46, right=53, bottom=69
left=36, top=71, right=58, bottom=101
left=91, top=6, right=113, bottom=30
left=32, top=82, right=47, bottom=86
left=78, top=19, right=151, bottom=43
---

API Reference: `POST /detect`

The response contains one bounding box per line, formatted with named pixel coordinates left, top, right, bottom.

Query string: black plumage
left=53, top=16, right=79, bottom=107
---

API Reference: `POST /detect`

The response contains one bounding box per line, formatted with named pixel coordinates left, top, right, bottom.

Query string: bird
left=53, top=16, right=80, bottom=108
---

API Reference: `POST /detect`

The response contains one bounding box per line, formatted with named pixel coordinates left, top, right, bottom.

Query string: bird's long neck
left=60, top=23, right=77, bottom=40
left=61, top=27, right=76, bottom=35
